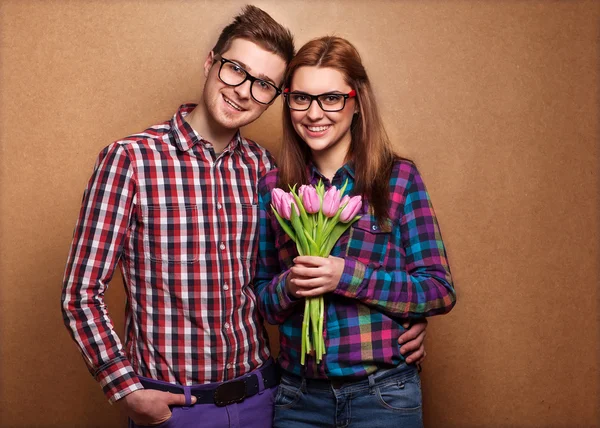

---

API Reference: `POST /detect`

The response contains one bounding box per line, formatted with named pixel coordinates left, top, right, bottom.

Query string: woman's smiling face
left=288, top=66, right=356, bottom=159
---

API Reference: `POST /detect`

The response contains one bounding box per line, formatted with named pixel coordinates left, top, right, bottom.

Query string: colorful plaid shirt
left=62, top=104, right=274, bottom=403
left=254, top=160, right=456, bottom=379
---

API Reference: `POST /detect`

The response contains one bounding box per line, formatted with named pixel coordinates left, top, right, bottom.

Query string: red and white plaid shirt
left=62, top=104, right=274, bottom=403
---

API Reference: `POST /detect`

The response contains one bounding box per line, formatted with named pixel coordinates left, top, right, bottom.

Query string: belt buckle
left=214, top=379, right=247, bottom=407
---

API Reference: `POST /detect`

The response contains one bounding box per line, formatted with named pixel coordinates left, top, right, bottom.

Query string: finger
left=162, top=391, right=191, bottom=406
left=291, top=264, right=327, bottom=278
left=297, top=286, right=330, bottom=297
left=400, top=329, right=426, bottom=354
left=294, top=256, right=326, bottom=266
left=292, top=277, right=325, bottom=289
left=406, top=348, right=426, bottom=365
left=291, top=267, right=317, bottom=278
left=397, top=319, right=427, bottom=344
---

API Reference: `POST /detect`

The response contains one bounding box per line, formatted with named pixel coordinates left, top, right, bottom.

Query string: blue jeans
left=274, top=363, right=423, bottom=428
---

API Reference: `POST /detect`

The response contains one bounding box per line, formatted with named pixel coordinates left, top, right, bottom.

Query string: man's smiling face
left=202, top=38, right=286, bottom=131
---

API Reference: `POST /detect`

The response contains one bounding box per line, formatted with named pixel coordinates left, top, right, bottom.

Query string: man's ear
left=204, top=51, right=216, bottom=78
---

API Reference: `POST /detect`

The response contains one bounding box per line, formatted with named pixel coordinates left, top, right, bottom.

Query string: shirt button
left=224, top=323, right=230, bottom=329
left=220, top=243, right=226, bottom=250
left=217, top=203, right=222, bottom=210
left=223, top=283, right=229, bottom=291
left=226, top=363, right=232, bottom=369
left=371, top=225, right=378, bottom=231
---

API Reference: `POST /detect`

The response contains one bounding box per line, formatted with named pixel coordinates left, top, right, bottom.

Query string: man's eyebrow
left=228, top=58, right=277, bottom=85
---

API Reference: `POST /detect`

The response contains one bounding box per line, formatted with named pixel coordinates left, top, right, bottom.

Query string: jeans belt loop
left=300, top=376, right=308, bottom=393
left=368, top=372, right=377, bottom=394
left=256, top=369, right=265, bottom=395
left=183, top=386, right=192, bottom=408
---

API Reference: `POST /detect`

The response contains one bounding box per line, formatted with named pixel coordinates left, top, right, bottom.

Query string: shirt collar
left=307, top=161, right=356, bottom=184
left=170, top=104, right=243, bottom=153
left=171, top=104, right=202, bottom=152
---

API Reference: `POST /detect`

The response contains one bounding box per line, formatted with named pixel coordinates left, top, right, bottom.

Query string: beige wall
left=1, top=1, right=598, bottom=427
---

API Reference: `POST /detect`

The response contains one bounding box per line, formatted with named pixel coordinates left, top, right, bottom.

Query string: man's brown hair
left=212, top=5, right=295, bottom=67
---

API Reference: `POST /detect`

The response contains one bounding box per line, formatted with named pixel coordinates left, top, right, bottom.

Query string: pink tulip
left=340, top=195, right=350, bottom=207
left=339, top=195, right=362, bottom=222
left=301, top=185, right=320, bottom=214
left=297, top=185, right=307, bottom=199
left=322, top=187, right=341, bottom=217
left=271, top=188, right=287, bottom=215
left=280, top=192, right=299, bottom=220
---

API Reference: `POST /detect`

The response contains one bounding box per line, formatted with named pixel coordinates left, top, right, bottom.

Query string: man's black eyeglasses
left=216, top=56, right=281, bottom=105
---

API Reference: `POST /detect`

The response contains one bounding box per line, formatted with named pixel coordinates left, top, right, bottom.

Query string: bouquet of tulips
left=271, top=180, right=362, bottom=364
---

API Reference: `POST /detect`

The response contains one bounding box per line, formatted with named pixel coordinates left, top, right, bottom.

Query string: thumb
left=163, top=392, right=196, bottom=406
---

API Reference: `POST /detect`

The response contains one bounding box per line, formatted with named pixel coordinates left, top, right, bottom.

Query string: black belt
left=140, top=362, right=279, bottom=407
left=284, top=370, right=366, bottom=390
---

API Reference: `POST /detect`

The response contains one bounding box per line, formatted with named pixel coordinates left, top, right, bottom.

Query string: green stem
left=301, top=299, right=310, bottom=365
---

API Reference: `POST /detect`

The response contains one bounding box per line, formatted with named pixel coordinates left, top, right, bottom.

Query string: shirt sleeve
left=334, top=165, right=456, bottom=318
left=253, top=176, right=302, bottom=325
left=61, top=142, right=143, bottom=403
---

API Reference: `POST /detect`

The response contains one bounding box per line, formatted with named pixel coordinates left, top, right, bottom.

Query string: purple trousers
left=128, top=366, right=278, bottom=428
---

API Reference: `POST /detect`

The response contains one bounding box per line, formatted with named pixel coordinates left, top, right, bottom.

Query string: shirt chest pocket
left=141, top=204, right=199, bottom=263
left=346, top=215, right=391, bottom=267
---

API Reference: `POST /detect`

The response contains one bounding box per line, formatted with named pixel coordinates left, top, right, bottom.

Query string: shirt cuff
left=95, top=358, right=144, bottom=404
left=333, top=257, right=366, bottom=298
left=275, top=270, right=302, bottom=310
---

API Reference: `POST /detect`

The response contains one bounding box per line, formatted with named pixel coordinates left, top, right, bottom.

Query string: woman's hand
left=286, top=255, right=345, bottom=298
left=399, top=319, right=428, bottom=365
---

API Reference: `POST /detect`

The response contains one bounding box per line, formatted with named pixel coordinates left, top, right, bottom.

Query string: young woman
left=254, top=36, right=456, bottom=428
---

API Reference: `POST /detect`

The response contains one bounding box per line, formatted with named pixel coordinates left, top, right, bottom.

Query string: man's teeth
left=307, top=125, right=330, bottom=132
left=225, top=97, right=243, bottom=111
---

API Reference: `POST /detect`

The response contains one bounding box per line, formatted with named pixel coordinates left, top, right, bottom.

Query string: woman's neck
left=311, top=141, right=351, bottom=182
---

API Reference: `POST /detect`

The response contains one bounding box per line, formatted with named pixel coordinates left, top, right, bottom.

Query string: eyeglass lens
left=219, top=61, right=277, bottom=104
left=287, top=93, right=348, bottom=112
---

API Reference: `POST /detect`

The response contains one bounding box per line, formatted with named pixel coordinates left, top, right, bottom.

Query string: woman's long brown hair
left=277, top=36, right=397, bottom=226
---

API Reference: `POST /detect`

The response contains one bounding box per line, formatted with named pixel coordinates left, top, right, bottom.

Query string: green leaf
left=321, top=208, right=344, bottom=239
left=321, top=222, right=354, bottom=255
left=339, top=178, right=349, bottom=197
left=304, top=230, right=319, bottom=255
left=289, top=186, right=313, bottom=231
left=271, top=205, right=297, bottom=242
left=291, top=207, right=308, bottom=256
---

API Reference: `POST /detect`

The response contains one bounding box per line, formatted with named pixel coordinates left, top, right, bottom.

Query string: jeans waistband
left=282, top=363, right=418, bottom=391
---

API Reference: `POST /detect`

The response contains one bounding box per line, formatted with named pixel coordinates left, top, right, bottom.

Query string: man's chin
left=218, top=111, right=260, bottom=130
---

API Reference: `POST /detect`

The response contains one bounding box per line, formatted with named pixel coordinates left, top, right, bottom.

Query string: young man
left=61, top=6, right=427, bottom=427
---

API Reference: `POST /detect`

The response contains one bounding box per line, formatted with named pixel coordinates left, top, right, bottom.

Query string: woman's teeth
left=307, top=125, right=330, bottom=132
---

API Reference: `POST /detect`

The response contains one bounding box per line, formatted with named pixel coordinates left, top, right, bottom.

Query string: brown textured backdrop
left=0, top=1, right=598, bottom=427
